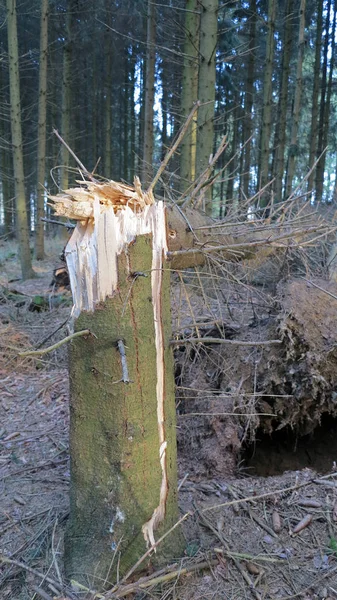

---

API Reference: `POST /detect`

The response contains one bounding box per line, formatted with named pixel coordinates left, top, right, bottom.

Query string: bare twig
left=19, top=329, right=92, bottom=357
left=104, top=512, right=190, bottom=598
left=171, top=337, right=282, bottom=346
left=53, top=129, right=96, bottom=182
left=147, top=101, right=200, bottom=194
left=31, top=585, right=54, bottom=600
left=41, top=217, right=75, bottom=228
left=198, top=509, right=262, bottom=600
left=202, top=472, right=337, bottom=513
left=0, top=554, right=63, bottom=594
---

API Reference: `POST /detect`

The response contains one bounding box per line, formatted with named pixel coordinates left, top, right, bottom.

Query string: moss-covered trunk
left=65, top=232, right=182, bottom=586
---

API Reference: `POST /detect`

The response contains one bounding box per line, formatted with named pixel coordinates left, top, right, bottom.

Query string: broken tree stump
left=50, top=179, right=184, bottom=586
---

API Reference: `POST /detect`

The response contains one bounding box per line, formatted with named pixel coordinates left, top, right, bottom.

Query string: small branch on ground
left=202, top=472, right=337, bottom=513
left=18, top=329, right=92, bottom=357
left=0, top=555, right=63, bottom=596
left=171, top=337, right=282, bottom=346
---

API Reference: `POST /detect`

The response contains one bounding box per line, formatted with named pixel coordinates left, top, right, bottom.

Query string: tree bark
left=6, top=0, right=34, bottom=279
left=195, top=0, right=218, bottom=215
left=35, top=0, right=49, bottom=260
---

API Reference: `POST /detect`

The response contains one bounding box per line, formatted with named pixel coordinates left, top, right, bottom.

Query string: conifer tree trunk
left=241, top=0, right=256, bottom=201
left=6, top=0, right=34, bottom=279
left=142, top=0, right=156, bottom=187
left=195, top=0, right=218, bottom=215
left=60, top=0, right=74, bottom=191
left=315, top=0, right=331, bottom=203
left=272, top=0, right=293, bottom=203
left=35, top=0, right=49, bottom=260
left=315, top=0, right=335, bottom=203
left=129, top=46, right=136, bottom=182
left=180, top=0, right=200, bottom=190
left=258, top=0, right=276, bottom=207
left=0, top=56, right=12, bottom=236
left=284, top=0, right=306, bottom=199
left=307, top=0, right=323, bottom=199
left=104, top=0, right=112, bottom=178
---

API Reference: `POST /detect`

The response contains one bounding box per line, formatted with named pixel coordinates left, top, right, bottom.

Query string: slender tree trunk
left=307, top=0, right=323, bottom=199
left=180, top=0, right=200, bottom=190
left=104, top=0, right=112, bottom=178
left=123, top=49, right=129, bottom=181
left=316, top=1, right=335, bottom=203
left=0, top=54, right=12, bottom=236
left=258, top=0, right=276, bottom=207
left=60, top=0, right=74, bottom=191
left=142, top=0, right=156, bottom=188
left=272, top=0, right=293, bottom=203
left=226, top=95, right=239, bottom=208
left=195, top=0, right=218, bottom=215
left=284, top=0, right=306, bottom=199
left=35, top=0, right=49, bottom=260
left=241, top=0, right=257, bottom=201
left=6, top=0, right=34, bottom=279
left=315, top=0, right=331, bottom=203
left=129, top=46, right=136, bottom=182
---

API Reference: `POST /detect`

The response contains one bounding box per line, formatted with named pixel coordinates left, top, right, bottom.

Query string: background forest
left=3, top=2, right=337, bottom=598
left=1, top=0, right=336, bottom=277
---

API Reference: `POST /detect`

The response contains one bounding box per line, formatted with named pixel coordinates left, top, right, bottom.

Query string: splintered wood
left=49, top=177, right=158, bottom=318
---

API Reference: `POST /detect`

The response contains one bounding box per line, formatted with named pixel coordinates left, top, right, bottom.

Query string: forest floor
left=1, top=236, right=337, bottom=600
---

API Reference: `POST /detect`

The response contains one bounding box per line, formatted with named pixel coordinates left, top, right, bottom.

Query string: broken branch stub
left=50, top=177, right=183, bottom=586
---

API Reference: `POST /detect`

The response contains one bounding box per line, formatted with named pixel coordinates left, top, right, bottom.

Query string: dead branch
left=147, top=101, right=200, bottom=193
left=18, top=329, right=91, bottom=357
left=203, top=472, right=337, bottom=514
left=0, top=554, right=63, bottom=595
left=171, top=337, right=282, bottom=346
left=41, top=217, right=75, bottom=228
left=53, top=129, right=96, bottom=182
